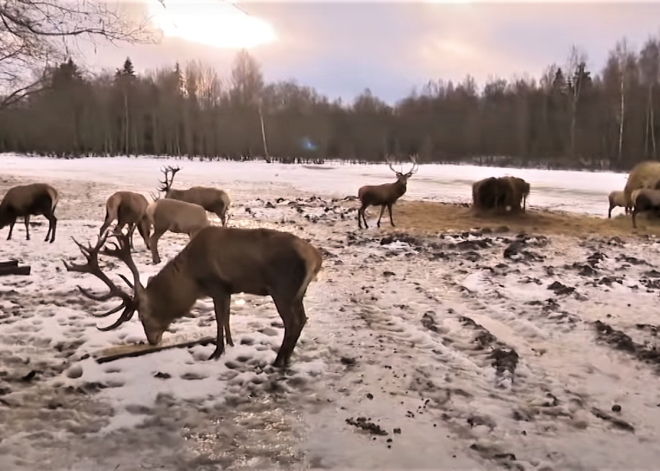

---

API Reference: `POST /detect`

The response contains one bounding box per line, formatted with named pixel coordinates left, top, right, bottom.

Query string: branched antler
left=63, top=233, right=138, bottom=331
left=101, top=233, right=143, bottom=292
left=157, top=165, right=181, bottom=193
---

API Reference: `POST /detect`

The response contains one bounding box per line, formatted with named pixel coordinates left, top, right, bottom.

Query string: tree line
left=1, top=36, right=660, bottom=171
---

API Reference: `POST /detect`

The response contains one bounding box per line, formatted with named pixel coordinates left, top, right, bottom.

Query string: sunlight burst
left=147, top=0, right=276, bottom=49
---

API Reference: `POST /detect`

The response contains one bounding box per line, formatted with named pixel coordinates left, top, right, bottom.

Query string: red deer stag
left=158, top=166, right=232, bottom=226
left=357, top=154, right=419, bottom=229
left=98, top=191, right=151, bottom=250
left=0, top=183, right=59, bottom=243
left=63, top=227, right=323, bottom=368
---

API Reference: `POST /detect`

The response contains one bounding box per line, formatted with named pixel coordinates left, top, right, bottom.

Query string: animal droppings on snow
left=64, top=364, right=83, bottom=379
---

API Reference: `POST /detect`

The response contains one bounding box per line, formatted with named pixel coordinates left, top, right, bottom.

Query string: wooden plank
left=94, top=336, right=217, bottom=364
left=0, top=265, right=31, bottom=277
left=0, top=260, right=19, bottom=268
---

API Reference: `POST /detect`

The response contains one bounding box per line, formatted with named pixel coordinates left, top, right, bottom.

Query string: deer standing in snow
left=357, top=154, right=419, bottom=229
left=63, top=227, right=323, bottom=368
left=98, top=191, right=151, bottom=250
left=158, top=166, right=232, bottom=226
left=0, top=183, right=59, bottom=242
left=144, top=196, right=210, bottom=264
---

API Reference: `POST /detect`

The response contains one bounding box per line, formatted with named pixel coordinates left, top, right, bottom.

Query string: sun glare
left=147, top=0, right=276, bottom=49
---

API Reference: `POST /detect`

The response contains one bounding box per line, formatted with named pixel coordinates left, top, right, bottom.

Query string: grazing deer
left=63, top=228, right=323, bottom=368
left=99, top=191, right=151, bottom=250
left=144, top=197, right=210, bottom=264
left=357, top=154, right=419, bottom=229
left=159, top=166, right=232, bottom=226
left=0, top=183, right=59, bottom=243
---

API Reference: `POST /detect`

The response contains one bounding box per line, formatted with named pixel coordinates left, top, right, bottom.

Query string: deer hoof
left=207, top=346, right=225, bottom=360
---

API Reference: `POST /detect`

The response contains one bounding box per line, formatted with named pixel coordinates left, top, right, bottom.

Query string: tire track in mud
left=320, top=229, right=660, bottom=470
left=429, top=233, right=660, bottom=469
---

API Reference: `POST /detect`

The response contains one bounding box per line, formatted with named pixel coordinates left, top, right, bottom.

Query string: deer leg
left=387, top=203, right=395, bottom=227
left=376, top=205, right=386, bottom=228
left=126, top=223, right=137, bottom=250
left=358, top=205, right=368, bottom=229
left=208, top=293, right=232, bottom=360
left=149, top=229, right=165, bottom=264
left=45, top=213, right=57, bottom=243
left=272, top=296, right=307, bottom=368
left=98, top=215, right=115, bottom=237
left=24, top=215, right=30, bottom=240
left=7, top=217, right=16, bottom=240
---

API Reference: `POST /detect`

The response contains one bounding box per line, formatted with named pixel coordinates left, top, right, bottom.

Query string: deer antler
left=101, top=233, right=144, bottom=294
left=63, top=234, right=138, bottom=331
left=158, top=165, right=181, bottom=193
left=384, top=154, right=398, bottom=174
left=406, top=154, right=420, bottom=176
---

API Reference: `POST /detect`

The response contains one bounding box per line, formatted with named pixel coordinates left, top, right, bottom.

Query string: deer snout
left=144, top=328, right=164, bottom=346
left=141, top=319, right=165, bottom=345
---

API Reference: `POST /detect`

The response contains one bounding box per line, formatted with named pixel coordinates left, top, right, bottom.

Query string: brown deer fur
left=0, top=183, right=59, bottom=242
left=357, top=154, right=419, bottom=229
left=145, top=198, right=210, bottom=264
left=159, top=166, right=231, bottom=226
left=99, top=191, right=151, bottom=250
left=63, top=228, right=323, bottom=368
left=472, top=176, right=529, bottom=214
left=631, top=188, right=660, bottom=228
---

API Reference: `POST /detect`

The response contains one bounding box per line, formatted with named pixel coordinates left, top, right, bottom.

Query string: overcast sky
left=77, top=1, right=660, bottom=104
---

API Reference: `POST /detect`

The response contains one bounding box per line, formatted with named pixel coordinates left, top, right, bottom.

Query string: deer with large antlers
left=159, top=166, right=232, bottom=226
left=357, top=154, right=419, bottom=229
left=63, top=227, right=323, bottom=368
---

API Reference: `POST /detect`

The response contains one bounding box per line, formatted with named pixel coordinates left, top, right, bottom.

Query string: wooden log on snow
left=0, top=260, right=19, bottom=268
left=94, top=336, right=217, bottom=364
left=0, top=265, right=31, bottom=276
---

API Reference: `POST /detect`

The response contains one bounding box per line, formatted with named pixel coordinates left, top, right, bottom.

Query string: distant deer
left=158, top=166, right=232, bottom=226
left=63, top=228, right=323, bottom=368
left=98, top=191, right=151, bottom=250
left=0, top=183, right=59, bottom=243
left=357, top=154, right=419, bottom=229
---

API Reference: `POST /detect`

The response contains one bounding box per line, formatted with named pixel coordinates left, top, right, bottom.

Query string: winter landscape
left=2, top=153, right=660, bottom=471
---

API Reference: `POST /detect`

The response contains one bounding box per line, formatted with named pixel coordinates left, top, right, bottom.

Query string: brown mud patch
left=347, top=200, right=660, bottom=239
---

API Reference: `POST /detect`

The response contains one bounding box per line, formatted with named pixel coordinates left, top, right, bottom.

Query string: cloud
left=75, top=1, right=660, bottom=103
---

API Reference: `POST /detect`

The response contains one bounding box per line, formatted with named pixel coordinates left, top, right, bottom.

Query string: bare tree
left=615, top=38, right=633, bottom=163
left=640, top=35, right=660, bottom=159
left=566, top=45, right=589, bottom=159
left=0, top=0, right=152, bottom=110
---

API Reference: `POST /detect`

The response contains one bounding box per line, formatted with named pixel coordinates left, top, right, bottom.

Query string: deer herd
left=0, top=154, right=533, bottom=368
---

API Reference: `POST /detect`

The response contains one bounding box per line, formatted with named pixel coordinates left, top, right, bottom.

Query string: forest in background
left=1, top=36, right=660, bottom=171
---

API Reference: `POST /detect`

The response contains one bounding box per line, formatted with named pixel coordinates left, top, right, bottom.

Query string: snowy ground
left=0, top=153, right=630, bottom=216
left=2, top=155, right=660, bottom=470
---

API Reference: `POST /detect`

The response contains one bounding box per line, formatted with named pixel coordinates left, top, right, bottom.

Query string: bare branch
left=0, top=0, right=156, bottom=106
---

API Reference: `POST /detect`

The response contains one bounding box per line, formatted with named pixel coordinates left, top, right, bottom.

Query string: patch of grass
left=346, top=200, right=660, bottom=239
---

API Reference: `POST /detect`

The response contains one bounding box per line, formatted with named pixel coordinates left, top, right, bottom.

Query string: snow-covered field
left=2, top=154, right=660, bottom=471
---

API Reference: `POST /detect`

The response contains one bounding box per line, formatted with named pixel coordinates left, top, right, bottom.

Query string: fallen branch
left=0, top=265, right=31, bottom=276
left=0, top=260, right=19, bottom=268
left=95, top=336, right=217, bottom=364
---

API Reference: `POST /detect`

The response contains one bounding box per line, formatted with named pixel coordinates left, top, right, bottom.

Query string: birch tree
left=640, top=36, right=660, bottom=159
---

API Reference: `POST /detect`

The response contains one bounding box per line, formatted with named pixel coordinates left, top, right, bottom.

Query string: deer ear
left=147, top=275, right=155, bottom=285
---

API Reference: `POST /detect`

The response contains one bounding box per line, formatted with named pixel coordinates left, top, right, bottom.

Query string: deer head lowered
left=157, top=165, right=231, bottom=227
left=357, top=154, right=419, bottom=229
left=63, top=227, right=323, bottom=368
